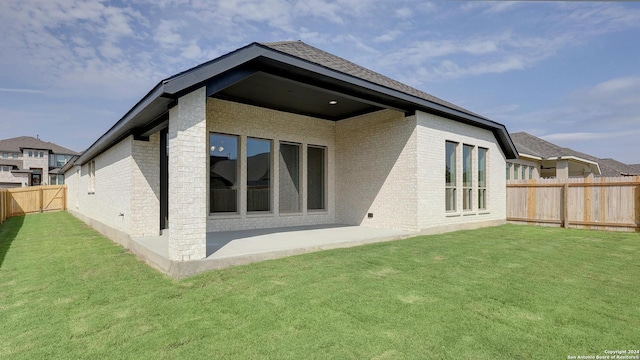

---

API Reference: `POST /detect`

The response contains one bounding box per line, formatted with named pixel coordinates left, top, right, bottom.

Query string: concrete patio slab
left=132, top=224, right=414, bottom=278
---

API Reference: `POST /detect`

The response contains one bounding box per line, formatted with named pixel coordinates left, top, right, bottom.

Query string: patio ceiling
left=215, top=72, right=384, bottom=121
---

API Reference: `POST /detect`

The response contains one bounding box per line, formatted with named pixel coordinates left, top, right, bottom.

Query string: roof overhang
left=542, top=156, right=602, bottom=175
left=75, top=42, right=518, bottom=165
left=518, top=153, right=542, bottom=161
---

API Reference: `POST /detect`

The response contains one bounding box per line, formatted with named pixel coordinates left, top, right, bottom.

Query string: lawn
left=1, top=212, right=638, bottom=359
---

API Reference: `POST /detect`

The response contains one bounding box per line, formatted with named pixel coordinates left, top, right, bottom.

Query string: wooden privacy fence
left=507, top=176, right=640, bottom=232
left=0, top=185, right=66, bottom=224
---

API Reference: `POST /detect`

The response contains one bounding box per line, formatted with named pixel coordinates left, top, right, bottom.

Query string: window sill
left=208, top=213, right=241, bottom=220
left=478, top=210, right=490, bottom=215
left=446, top=211, right=460, bottom=217
left=307, top=209, right=328, bottom=215
left=247, top=212, right=274, bottom=218
left=279, top=211, right=304, bottom=216
left=462, top=211, right=476, bottom=216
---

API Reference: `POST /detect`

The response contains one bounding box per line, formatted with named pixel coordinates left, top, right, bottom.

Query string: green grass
left=1, top=212, right=638, bottom=359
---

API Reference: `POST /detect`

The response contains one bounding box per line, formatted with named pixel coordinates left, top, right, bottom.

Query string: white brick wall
left=336, top=110, right=419, bottom=231
left=64, top=92, right=509, bottom=261
left=169, top=87, right=207, bottom=261
left=130, top=132, right=160, bottom=237
left=416, top=111, right=506, bottom=231
left=205, top=98, right=336, bottom=231
left=65, top=137, right=133, bottom=233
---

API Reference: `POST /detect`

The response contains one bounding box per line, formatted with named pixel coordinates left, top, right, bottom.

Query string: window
left=210, top=133, right=239, bottom=213
left=88, top=160, right=95, bottom=193
left=49, top=174, right=65, bottom=185
left=529, top=166, right=533, bottom=179
left=28, top=151, right=33, bottom=157
left=247, top=138, right=271, bottom=212
left=445, top=141, right=457, bottom=211
left=506, top=163, right=511, bottom=180
left=307, top=145, right=326, bottom=210
left=2, top=153, right=6, bottom=158
left=279, top=142, right=300, bottom=212
left=521, top=165, right=526, bottom=179
left=56, top=154, right=66, bottom=167
left=513, top=164, right=520, bottom=180
left=12, top=153, right=18, bottom=159
left=463, top=145, right=473, bottom=211
left=478, top=148, right=487, bottom=210
left=39, top=151, right=44, bottom=158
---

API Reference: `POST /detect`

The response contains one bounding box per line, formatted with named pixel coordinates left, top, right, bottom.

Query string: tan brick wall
left=416, top=111, right=507, bottom=231
left=22, top=150, right=49, bottom=184
left=205, top=98, right=336, bottom=231
left=335, top=110, right=419, bottom=231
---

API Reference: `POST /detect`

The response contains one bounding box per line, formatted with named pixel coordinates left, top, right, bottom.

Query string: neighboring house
left=507, top=132, right=639, bottom=179
left=0, top=136, right=79, bottom=188
left=63, top=40, right=518, bottom=262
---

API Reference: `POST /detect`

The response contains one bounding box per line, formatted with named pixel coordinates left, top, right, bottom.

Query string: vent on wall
left=367, top=213, right=373, bottom=219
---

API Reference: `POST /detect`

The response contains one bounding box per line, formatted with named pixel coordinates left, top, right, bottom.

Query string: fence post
left=563, top=182, right=569, bottom=228
left=39, top=186, right=44, bottom=213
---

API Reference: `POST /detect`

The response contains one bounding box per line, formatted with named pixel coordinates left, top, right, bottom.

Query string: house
left=63, top=40, right=518, bottom=266
left=507, top=132, right=639, bottom=179
left=0, top=136, right=79, bottom=188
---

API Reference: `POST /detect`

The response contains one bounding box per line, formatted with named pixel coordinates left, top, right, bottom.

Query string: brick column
left=168, top=87, right=207, bottom=261
left=130, top=132, right=160, bottom=237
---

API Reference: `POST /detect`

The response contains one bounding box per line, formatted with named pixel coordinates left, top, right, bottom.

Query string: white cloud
left=181, top=43, right=203, bottom=60
left=0, top=88, right=45, bottom=94
left=395, top=8, right=413, bottom=19
left=373, top=30, right=403, bottom=43
left=542, top=130, right=640, bottom=142
left=154, top=19, right=184, bottom=49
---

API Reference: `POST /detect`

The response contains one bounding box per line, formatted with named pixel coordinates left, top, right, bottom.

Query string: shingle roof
left=0, top=158, right=23, bottom=170
left=75, top=40, right=517, bottom=165
left=0, top=136, right=79, bottom=155
left=260, top=41, right=484, bottom=119
left=511, top=132, right=639, bottom=176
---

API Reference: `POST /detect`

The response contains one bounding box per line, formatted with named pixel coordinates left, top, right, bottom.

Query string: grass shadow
left=0, top=215, right=25, bottom=268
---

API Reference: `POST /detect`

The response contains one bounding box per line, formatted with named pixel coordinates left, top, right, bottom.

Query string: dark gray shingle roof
left=511, top=132, right=639, bottom=176
left=0, top=136, right=79, bottom=155
left=260, top=41, right=485, bottom=119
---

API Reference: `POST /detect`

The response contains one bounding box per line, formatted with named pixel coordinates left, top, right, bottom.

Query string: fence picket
left=507, top=176, right=640, bottom=232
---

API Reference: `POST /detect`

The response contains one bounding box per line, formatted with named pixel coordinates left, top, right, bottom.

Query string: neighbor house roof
left=511, top=132, right=638, bottom=177
left=0, top=159, right=23, bottom=170
left=0, top=136, right=79, bottom=155
left=74, top=40, right=517, bottom=166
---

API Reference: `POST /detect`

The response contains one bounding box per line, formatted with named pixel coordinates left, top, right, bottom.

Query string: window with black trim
left=307, top=145, right=326, bottom=211
left=247, top=138, right=272, bottom=212
left=279, top=142, right=301, bottom=212
left=210, top=133, right=239, bottom=213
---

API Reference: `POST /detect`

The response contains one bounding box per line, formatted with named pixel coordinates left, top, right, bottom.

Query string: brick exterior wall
left=416, top=111, right=506, bottom=231
left=65, top=137, right=133, bottom=233
left=336, top=110, right=419, bottom=231
left=130, top=132, right=160, bottom=237
left=22, top=150, right=49, bottom=185
left=168, top=87, right=207, bottom=261
left=205, top=98, right=336, bottom=231
left=64, top=89, right=509, bottom=263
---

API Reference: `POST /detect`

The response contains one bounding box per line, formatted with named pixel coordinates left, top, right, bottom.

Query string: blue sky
left=1, top=0, right=639, bottom=164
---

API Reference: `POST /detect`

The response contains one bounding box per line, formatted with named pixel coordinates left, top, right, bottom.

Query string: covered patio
left=132, top=225, right=413, bottom=278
